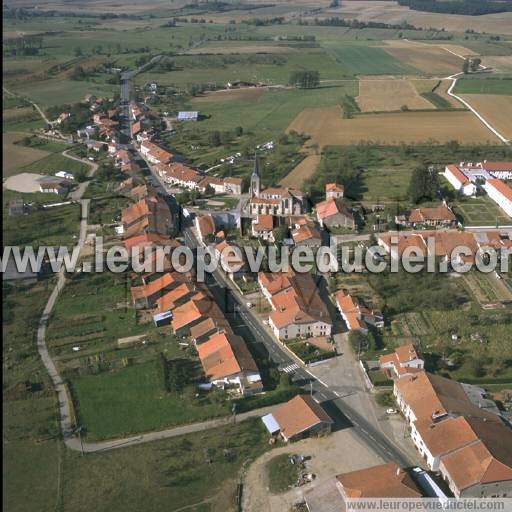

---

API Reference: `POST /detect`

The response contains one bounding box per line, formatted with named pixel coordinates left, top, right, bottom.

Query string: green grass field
left=189, top=84, right=358, bottom=134
left=70, top=360, right=228, bottom=440
left=454, top=78, right=512, bottom=95
left=324, top=44, right=420, bottom=75
left=22, top=152, right=88, bottom=175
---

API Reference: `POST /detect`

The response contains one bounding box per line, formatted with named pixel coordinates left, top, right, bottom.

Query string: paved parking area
left=4, top=172, right=44, bottom=193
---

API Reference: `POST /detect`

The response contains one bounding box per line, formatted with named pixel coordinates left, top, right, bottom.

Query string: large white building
left=443, top=165, right=477, bottom=196
left=484, top=178, right=512, bottom=217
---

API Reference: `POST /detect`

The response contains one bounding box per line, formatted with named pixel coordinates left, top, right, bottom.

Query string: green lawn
left=70, top=360, right=229, bottom=440
left=189, top=84, right=357, bottom=134
left=3, top=202, right=80, bottom=248
left=23, top=152, right=88, bottom=175
left=60, top=419, right=270, bottom=512
left=454, top=78, right=512, bottom=95
left=266, top=453, right=300, bottom=494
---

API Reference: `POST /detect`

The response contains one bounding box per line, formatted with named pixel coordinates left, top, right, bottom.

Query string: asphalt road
left=181, top=225, right=413, bottom=467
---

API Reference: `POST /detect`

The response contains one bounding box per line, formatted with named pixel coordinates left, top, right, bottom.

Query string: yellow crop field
left=461, top=94, right=512, bottom=140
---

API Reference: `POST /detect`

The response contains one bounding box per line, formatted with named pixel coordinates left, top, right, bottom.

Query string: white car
left=72, top=346, right=81, bottom=352
left=246, top=302, right=254, bottom=309
left=386, top=408, right=398, bottom=415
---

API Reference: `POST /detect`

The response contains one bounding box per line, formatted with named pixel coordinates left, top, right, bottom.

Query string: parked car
left=386, top=408, right=398, bottom=415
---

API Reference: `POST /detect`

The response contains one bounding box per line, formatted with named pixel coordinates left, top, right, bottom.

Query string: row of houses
left=395, top=204, right=457, bottom=229
left=258, top=270, right=332, bottom=341
left=378, top=229, right=512, bottom=264
left=120, top=191, right=262, bottom=396
left=379, top=344, right=512, bottom=498
left=155, top=160, right=243, bottom=195
left=128, top=254, right=262, bottom=396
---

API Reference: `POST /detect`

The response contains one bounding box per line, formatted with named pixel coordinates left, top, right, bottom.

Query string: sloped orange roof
left=408, top=205, right=456, bottom=223
left=479, top=161, right=512, bottom=172
left=196, top=331, right=258, bottom=380
left=171, top=297, right=224, bottom=332
left=446, top=164, right=471, bottom=186
left=124, top=232, right=175, bottom=251
left=271, top=395, right=333, bottom=439
left=292, top=224, right=320, bottom=243
left=315, top=197, right=353, bottom=221
left=486, top=178, right=512, bottom=201
left=253, top=214, right=274, bottom=232
left=190, top=317, right=232, bottom=340
left=337, top=463, right=422, bottom=498
left=155, top=282, right=198, bottom=312
left=325, top=182, right=344, bottom=193
left=269, top=273, right=331, bottom=329
left=197, top=215, right=216, bottom=237
left=441, top=432, right=512, bottom=492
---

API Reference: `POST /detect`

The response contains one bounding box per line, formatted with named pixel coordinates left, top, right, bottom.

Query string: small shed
left=177, top=111, right=198, bottom=122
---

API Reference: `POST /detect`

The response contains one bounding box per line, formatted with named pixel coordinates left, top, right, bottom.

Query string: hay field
left=461, top=94, right=512, bottom=140
left=333, top=0, right=512, bottom=35
left=285, top=106, right=500, bottom=146
left=482, top=56, right=512, bottom=73
left=3, top=133, right=50, bottom=178
left=279, top=154, right=321, bottom=187
left=382, top=41, right=463, bottom=75
left=357, top=79, right=433, bottom=111
left=192, top=87, right=268, bottom=103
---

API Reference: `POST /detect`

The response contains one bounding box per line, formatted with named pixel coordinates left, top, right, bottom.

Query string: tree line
left=397, top=0, right=512, bottom=15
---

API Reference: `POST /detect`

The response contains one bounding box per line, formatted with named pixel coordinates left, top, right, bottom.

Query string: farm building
left=484, top=179, right=512, bottom=217
left=177, top=111, right=198, bottom=122
left=261, top=395, right=333, bottom=442
left=443, top=165, right=477, bottom=196
left=38, top=176, right=69, bottom=195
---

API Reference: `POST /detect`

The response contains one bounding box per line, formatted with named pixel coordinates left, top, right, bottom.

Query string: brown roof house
left=395, top=204, right=456, bottom=229
left=315, top=197, right=355, bottom=230
left=261, top=394, right=333, bottom=442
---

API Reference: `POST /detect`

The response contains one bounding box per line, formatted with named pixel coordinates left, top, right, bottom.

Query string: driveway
left=243, top=427, right=385, bottom=512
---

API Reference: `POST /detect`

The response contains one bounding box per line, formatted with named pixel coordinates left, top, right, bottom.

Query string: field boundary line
left=446, top=73, right=510, bottom=145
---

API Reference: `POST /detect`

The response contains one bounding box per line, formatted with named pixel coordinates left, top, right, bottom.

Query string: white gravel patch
left=4, top=172, right=44, bottom=193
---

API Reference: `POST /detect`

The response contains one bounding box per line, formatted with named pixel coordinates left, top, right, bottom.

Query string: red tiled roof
left=271, top=395, right=333, bottom=440
left=486, top=178, right=512, bottom=201
left=337, top=463, right=422, bottom=498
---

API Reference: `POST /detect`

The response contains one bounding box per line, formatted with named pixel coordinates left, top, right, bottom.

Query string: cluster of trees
left=289, top=70, right=320, bottom=89
left=368, top=267, right=467, bottom=316
left=348, top=329, right=381, bottom=356
left=340, top=94, right=360, bottom=119
left=407, top=165, right=440, bottom=204
left=242, top=16, right=285, bottom=26
left=302, top=17, right=418, bottom=31
left=397, top=0, right=512, bottom=15
left=304, top=146, right=361, bottom=203
left=462, top=57, right=482, bottom=73
left=3, top=35, right=43, bottom=56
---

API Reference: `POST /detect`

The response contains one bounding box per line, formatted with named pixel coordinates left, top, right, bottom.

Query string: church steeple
left=251, top=154, right=261, bottom=197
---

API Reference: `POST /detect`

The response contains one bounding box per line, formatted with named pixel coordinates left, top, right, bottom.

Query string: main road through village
left=33, top=61, right=416, bottom=465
